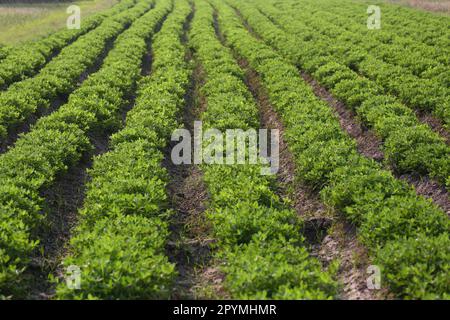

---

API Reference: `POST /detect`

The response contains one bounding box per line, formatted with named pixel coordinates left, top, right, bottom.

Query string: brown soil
left=231, top=6, right=262, bottom=41
left=241, top=61, right=330, bottom=220
left=27, top=131, right=109, bottom=300
left=318, top=221, right=391, bottom=300
left=400, top=174, right=450, bottom=216
left=164, top=61, right=215, bottom=298
left=164, top=153, right=215, bottom=299
left=301, top=72, right=385, bottom=162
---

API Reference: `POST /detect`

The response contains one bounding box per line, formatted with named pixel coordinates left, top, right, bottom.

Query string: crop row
left=0, top=0, right=138, bottom=89
left=216, top=0, right=449, bottom=299
left=271, top=0, right=449, bottom=122
left=278, top=0, right=449, bottom=79
left=55, top=0, right=192, bottom=299
left=0, top=0, right=152, bottom=142
left=190, top=0, right=338, bottom=299
left=238, top=0, right=450, bottom=188
left=296, top=0, right=449, bottom=50
left=0, top=0, right=168, bottom=297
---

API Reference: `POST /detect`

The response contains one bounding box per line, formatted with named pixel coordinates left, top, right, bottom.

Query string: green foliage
left=192, top=0, right=338, bottom=299
left=56, top=215, right=176, bottom=299
left=221, top=236, right=337, bottom=299
left=274, top=0, right=449, bottom=121
left=384, top=126, right=449, bottom=177
left=321, top=160, right=410, bottom=223
left=359, top=196, right=449, bottom=249
left=375, top=234, right=450, bottom=300
left=0, top=0, right=447, bottom=301
left=245, top=0, right=450, bottom=183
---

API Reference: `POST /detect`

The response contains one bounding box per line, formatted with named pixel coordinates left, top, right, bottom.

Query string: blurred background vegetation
left=367, top=0, right=449, bottom=14
left=0, top=0, right=118, bottom=45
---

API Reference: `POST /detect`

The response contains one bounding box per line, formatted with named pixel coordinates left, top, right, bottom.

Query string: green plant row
left=0, top=0, right=169, bottom=297
left=276, top=0, right=449, bottom=82
left=55, top=0, right=193, bottom=300
left=190, top=0, right=338, bottom=299
left=268, top=0, right=449, bottom=123
left=235, top=0, right=450, bottom=187
left=216, top=0, right=449, bottom=299
left=289, top=0, right=449, bottom=55
left=0, top=0, right=153, bottom=142
left=0, top=0, right=138, bottom=89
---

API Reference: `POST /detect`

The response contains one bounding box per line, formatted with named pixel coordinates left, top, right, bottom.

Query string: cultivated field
left=0, top=0, right=118, bottom=44
left=0, top=0, right=448, bottom=300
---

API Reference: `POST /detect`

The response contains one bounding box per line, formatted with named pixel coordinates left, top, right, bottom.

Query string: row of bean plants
left=189, top=0, right=338, bottom=299
left=55, top=0, right=194, bottom=299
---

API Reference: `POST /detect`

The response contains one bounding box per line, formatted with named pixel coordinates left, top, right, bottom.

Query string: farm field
left=0, top=0, right=448, bottom=301
left=0, top=0, right=119, bottom=45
